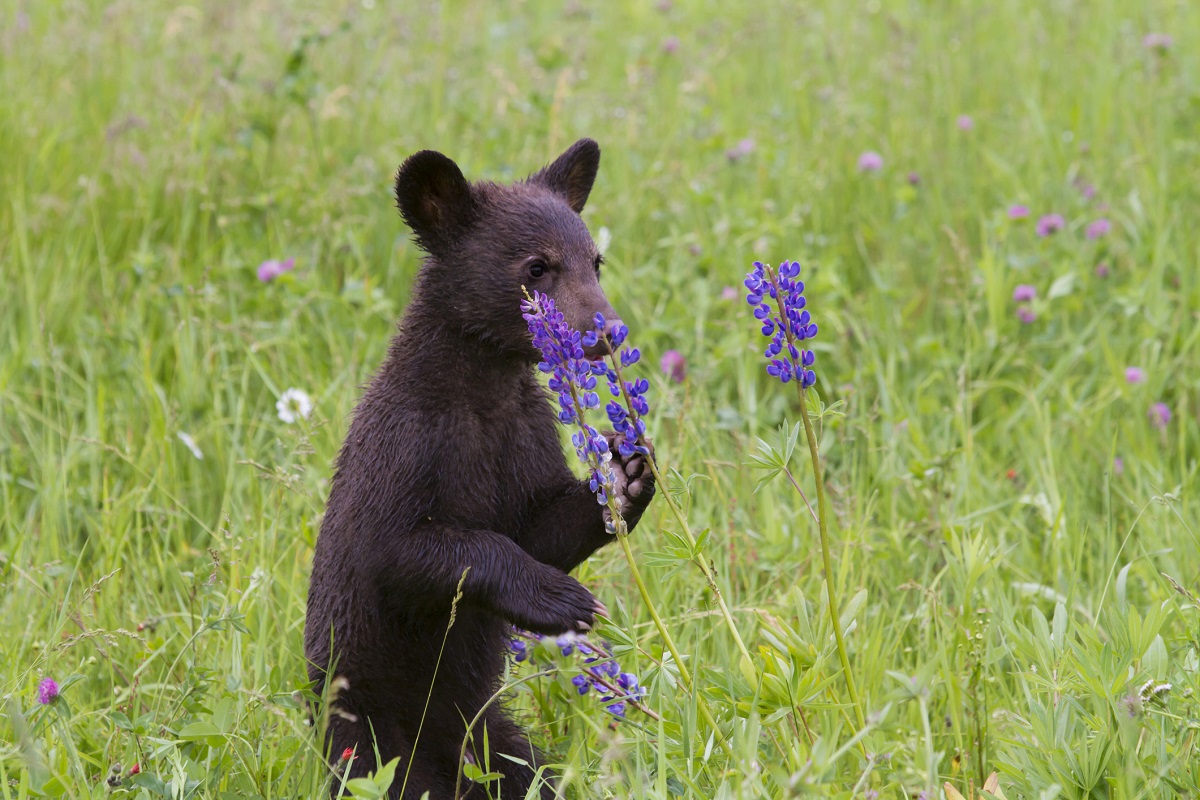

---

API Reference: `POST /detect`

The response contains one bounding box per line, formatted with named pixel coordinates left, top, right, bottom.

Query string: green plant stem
left=611, top=519, right=732, bottom=755
left=607, top=356, right=756, bottom=672
left=565, top=379, right=733, bottom=756
left=798, top=388, right=866, bottom=732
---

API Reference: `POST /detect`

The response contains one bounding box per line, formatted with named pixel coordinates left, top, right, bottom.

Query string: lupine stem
left=607, top=355, right=756, bottom=674
left=798, top=391, right=865, bottom=730
left=564, top=382, right=733, bottom=755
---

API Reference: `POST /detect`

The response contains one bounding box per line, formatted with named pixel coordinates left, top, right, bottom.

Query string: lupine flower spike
left=521, top=291, right=617, bottom=505
left=521, top=287, right=707, bottom=731
left=745, top=260, right=818, bottom=388
left=582, top=314, right=652, bottom=467
left=742, top=259, right=867, bottom=737
left=509, top=628, right=653, bottom=720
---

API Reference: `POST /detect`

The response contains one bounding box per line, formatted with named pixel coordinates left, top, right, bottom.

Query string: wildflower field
left=3, top=0, right=1200, bottom=797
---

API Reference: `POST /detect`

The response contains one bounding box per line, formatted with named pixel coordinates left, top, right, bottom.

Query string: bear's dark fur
left=304, top=139, right=655, bottom=799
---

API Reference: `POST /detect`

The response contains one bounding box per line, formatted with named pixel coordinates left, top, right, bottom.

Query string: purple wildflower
left=1143, top=33, right=1173, bottom=51
left=1149, top=402, right=1171, bottom=430
left=725, top=138, right=755, bottom=162
left=660, top=350, right=686, bottom=383
left=1113, top=456, right=1125, bottom=475
left=256, top=257, right=295, bottom=283
left=583, top=316, right=652, bottom=464
left=721, top=285, right=739, bottom=301
left=857, top=151, right=884, bottom=172
left=1012, top=284, right=1037, bottom=303
left=36, top=678, right=59, bottom=705
left=956, top=114, right=974, bottom=131
left=745, top=260, right=817, bottom=387
left=1017, top=307, right=1037, bottom=324
left=907, top=171, right=921, bottom=186
left=1008, top=204, right=1030, bottom=219
left=1125, top=367, right=1146, bottom=384
left=1086, top=218, right=1111, bottom=239
left=1095, top=262, right=1110, bottom=278
left=1036, top=214, right=1065, bottom=237
left=662, top=35, right=680, bottom=54
left=522, top=292, right=615, bottom=502
left=511, top=627, right=648, bottom=720
left=509, top=639, right=528, bottom=662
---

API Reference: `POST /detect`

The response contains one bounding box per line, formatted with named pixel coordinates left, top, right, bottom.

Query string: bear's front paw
left=508, top=570, right=607, bottom=636
left=603, top=436, right=656, bottom=532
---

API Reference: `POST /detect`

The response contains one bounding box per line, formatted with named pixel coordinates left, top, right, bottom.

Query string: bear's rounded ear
left=394, top=150, right=476, bottom=253
left=530, top=138, right=601, bottom=214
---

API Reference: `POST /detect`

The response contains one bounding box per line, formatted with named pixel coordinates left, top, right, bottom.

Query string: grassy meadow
left=3, top=0, right=1200, bottom=797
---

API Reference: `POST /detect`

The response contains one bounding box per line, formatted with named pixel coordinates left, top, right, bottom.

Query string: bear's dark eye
left=594, top=254, right=604, bottom=276
left=527, top=260, right=547, bottom=280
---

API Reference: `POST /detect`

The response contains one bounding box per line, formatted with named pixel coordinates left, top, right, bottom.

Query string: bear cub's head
left=394, top=138, right=622, bottom=361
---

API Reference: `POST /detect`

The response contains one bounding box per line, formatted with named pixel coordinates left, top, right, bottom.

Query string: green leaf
left=177, top=721, right=225, bottom=746
left=1047, top=271, right=1076, bottom=299
left=462, top=763, right=504, bottom=783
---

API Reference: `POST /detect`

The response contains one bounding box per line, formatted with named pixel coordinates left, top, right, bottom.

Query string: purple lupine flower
left=857, top=151, right=884, bottom=172
left=36, top=678, right=59, bottom=705
left=1086, top=218, right=1111, bottom=239
left=660, top=350, right=686, bottom=383
left=257, top=257, right=295, bottom=283
left=511, top=627, right=648, bottom=720
left=1017, top=307, right=1037, bottom=324
left=522, top=292, right=615, bottom=503
left=1125, top=367, right=1146, bottom=384
left=1012, top=284, right=1037, bottom=303
left=956, top=114, right=974, bottom=131
left=1149, top=402, right=1171, bottom=429
left=745, top=260, right=817, bottom=388
left=1008, top=204, right=1030, bottom=219
left=509, top=639, right=528, bottom=662
left=588, top=316, right=652, bottom=463
left=1036, top=214, right=1065, bottom=236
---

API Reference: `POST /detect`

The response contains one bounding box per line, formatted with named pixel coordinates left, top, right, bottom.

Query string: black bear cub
left=304, top=139, right=655, bottom=799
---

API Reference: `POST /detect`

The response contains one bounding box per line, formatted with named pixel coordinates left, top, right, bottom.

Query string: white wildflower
left=277, top=388, right=313, bottom=423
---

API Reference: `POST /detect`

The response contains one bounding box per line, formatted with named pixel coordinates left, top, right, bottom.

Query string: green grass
left=3, top=0, right=1199, bottom=797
